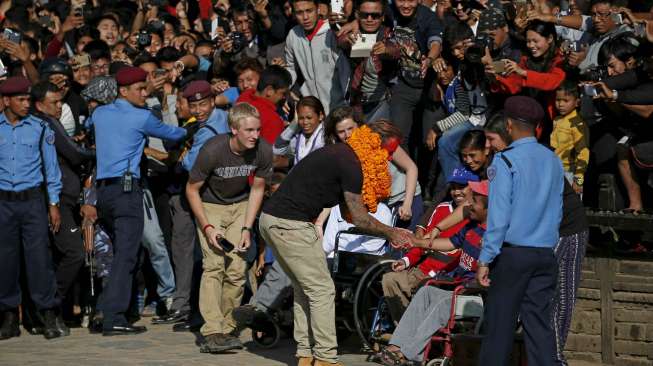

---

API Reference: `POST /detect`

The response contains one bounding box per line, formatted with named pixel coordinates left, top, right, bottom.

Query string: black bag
left=631, top=141, right=653, bottom=169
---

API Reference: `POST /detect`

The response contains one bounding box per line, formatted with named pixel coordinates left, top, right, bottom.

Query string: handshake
left=388, top=227, right=417, bottom=250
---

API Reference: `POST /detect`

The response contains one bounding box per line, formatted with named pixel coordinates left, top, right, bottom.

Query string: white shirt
left=322, top=203, right=394, bottom=257
left=59, top=103, right=76, bottom=136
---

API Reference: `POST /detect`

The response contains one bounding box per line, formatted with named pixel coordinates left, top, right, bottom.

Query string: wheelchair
left=249, top=227, right=396, bottom=349
left=419, top=278, right=485, bottom=366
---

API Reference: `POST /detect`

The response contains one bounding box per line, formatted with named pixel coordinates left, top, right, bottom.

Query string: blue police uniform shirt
left=93, top=99, right=187, bottom=180
left=479, top=137, right=564, bottom=264
left=181, top=108, right=229, bottom=172
left=0, top=112, right=62, bottom=204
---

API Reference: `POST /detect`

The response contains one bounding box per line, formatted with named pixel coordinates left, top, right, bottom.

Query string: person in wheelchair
left=377, top=180, right=489, bottom=366
left=233, top=202, right=394, bottom=333
left=382, top=167, right=479, bottom=324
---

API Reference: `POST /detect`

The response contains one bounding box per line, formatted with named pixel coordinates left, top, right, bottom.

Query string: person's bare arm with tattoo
left=343, top=191, right=414, bottom=248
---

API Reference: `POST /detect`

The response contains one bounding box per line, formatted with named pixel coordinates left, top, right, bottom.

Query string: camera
left=464, top=33, right=494, bottom=64
left=3, top=28, right=22, bottom=44
left=562, top=40, right=582, bottom=53
left=582, top=66, right=608, bottom=82
left=452, top=0, right=485, bottom=11
left=610, top=13, right=623, bottom=25
left=229, top=32, right=247, bottom=53
left=582, top=84, right=599, bottom=97
left=137, top=30, right=152, bottom=48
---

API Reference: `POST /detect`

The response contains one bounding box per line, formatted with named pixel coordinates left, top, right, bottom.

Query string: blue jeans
left=142, top=188, right=176, bottom=299
left=437, top=121, right=475, bottom=181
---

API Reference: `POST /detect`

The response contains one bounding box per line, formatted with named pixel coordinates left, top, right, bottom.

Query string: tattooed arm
left=343, top=191, right=414, bottom=248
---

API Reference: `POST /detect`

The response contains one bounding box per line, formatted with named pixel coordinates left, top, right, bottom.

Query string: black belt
left=0, top=187, right=43, bottom=201
left=503, top=243, right=552, bottom=250
left=96, top=177, right=141, bottom=188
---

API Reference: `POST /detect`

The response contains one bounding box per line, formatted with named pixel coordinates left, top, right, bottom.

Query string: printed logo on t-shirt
left=458, top=251, right=474, bottom=271
left=213, top=165, right=257, bottom=179
left=393, top=26, right=422, bottom=80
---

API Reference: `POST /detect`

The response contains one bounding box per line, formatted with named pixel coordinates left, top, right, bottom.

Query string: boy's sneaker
left=224, top=332, right=244, bottom=349
left=200, top=333, right=242, bottom=354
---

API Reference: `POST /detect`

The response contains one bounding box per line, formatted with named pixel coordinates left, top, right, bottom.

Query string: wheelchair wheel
left=353, top=259, right=394, bottom=350
left=425, top=357, right=451, bottom=366
left=251, top=320, right=281, bottom=349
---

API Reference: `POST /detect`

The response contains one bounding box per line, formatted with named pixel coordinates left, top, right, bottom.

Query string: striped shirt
left=448, top=221, right=486, bottom=280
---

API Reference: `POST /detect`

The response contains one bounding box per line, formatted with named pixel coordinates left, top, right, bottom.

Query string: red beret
left=504, top=96, right=544, bottom=126
left=0, top=76, right=32, bottom=96
left=183, top=80, right=213, bottom=102
left=115, top=66, right=148, bottom=86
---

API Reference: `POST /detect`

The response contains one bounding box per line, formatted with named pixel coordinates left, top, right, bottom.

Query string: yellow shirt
left=550, top=109, right=590, bottom=184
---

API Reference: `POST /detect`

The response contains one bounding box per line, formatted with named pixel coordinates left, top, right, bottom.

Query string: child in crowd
left=551, top=80, right=590, bottom=194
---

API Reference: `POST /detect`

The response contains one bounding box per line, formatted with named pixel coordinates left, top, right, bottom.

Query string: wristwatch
left=477, top=261, right=490, bottom=268
left=49, top=202, right=60, bottom=208
left=241, top=226, right=252, bottom=233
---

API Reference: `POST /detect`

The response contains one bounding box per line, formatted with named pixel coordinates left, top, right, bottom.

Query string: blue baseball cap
left=447, top=166, right=480, bottom=185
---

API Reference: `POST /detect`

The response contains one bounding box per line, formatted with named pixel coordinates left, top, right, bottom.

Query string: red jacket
left=491, top=53, right=565, bottom=121
left=236, top=89, right=285, bottom=145
left=403, top=202, right=468, bottom=276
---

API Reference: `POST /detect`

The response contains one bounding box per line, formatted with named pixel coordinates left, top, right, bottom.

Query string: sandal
left=620, top=208, right=643, bottom=215
left=379, top=347, right=407, bottom=366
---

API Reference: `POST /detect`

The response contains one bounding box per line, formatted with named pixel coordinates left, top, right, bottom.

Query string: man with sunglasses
left=338, top=0, right=397, bottom=122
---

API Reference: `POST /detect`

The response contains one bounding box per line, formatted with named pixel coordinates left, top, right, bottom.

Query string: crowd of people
left=1, top=0, right=652, bottom=365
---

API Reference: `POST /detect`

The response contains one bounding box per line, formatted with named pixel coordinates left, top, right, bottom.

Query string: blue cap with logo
left=447, top=166, right=480, bottom=185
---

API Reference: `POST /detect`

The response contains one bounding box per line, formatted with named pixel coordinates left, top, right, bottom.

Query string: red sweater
left=491, top=53, right=565, bottom=121
left=404, top=202, right=468, bottom=276
left=236, top=89, right=285, bottom=145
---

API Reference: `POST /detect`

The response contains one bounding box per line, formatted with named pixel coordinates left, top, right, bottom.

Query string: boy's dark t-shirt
left=189, top=134, right=273, bottom=204
left=263, top=143, right=363, bottom=222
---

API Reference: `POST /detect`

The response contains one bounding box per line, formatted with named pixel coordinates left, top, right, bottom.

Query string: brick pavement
left=0, top=319, right=370, bottom=366
left=0, top=321, right=606, bottom=366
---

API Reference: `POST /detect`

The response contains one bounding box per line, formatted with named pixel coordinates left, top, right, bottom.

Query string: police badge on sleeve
left=46, top=133, right=55, bottom=145
left=487, top=166, right=496, bottom=181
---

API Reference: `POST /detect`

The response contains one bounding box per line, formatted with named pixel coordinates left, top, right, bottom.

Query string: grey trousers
left=169, top=194, right=197, bottom=312
left=249, top=260, right=293, bottom=312
left=390, top=286, right=453, bottom=362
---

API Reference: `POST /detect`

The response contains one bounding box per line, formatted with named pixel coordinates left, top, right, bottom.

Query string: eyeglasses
left=590, top=11, right=611, bottom=19
left=358, top=11, right=383, bottom=20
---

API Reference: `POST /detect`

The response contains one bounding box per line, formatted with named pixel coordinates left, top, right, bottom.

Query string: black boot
left=56, top=315, right=70, bottom=336
left=42, top=310, right=62, bottom=339
left=0, top=310, right=20, bottom=340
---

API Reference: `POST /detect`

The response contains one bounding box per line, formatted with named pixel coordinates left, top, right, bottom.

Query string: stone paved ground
left=0, top=321, right=605, bottom=366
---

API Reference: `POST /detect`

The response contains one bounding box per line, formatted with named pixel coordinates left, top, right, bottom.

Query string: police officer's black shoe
left=102, top=324, right=147, bottom=336
left=0, top=311, right=20, bottom=340
left=42, top=310, right=62, bottom=340
left=152, top=309, right=190, bottom=324
left=172, top=320, right=202, bottom=332
left=56, top=315, right=70, bottom=337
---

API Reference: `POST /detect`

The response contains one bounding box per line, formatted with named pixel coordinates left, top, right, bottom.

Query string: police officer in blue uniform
left=0, top=76, right=63, bottom=340
left=92, top=66, right=186, bottom=336
left=476, top=96, right=564, bottom=366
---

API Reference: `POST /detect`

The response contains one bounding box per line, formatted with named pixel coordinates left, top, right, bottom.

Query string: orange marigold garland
left=346, top=125, right=392, bottom=213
